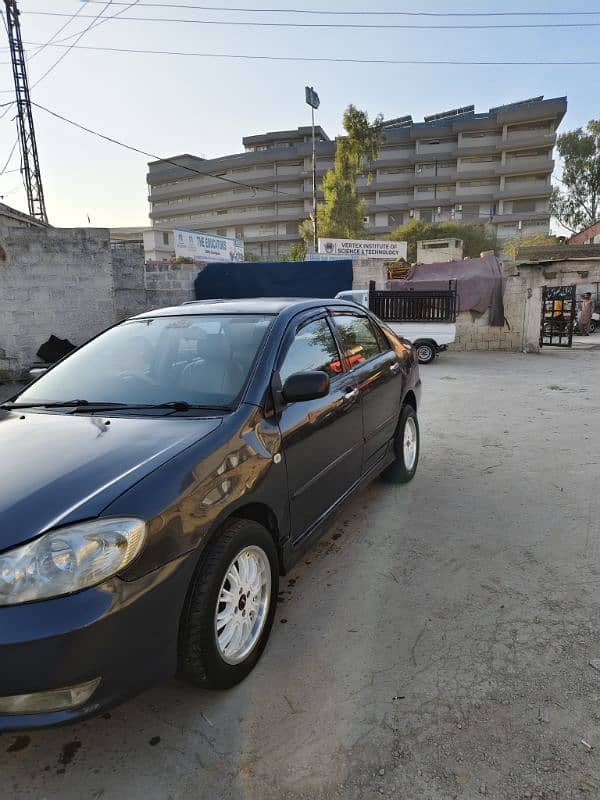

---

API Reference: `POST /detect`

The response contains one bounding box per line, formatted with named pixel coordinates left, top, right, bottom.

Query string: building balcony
left=494, top=184, right=551, bottom=201
left=458, top=134, right=502, bottom=151
left=455, top=186, right=498, bottom=199
left=499, top=157, right=554, bottom=175
left=504, top=130, right=556, bottom=146
left=415, top=141, right=457, bottom=157
left=492, top=211, right=550, bottom=225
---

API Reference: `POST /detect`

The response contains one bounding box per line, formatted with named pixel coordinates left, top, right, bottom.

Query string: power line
left=19, top=41, right=600, bottom=65
left=28, top=1, right=116, bottom=91
left=36, top=1, right=143, bottom=49
left=57, top=1, right=600, bottom=17
left=30, top=101, right=301, bottom=198
left=26, top=1, right=88, bottom=63
left=0, top=137, right=18, bottom=176
left=23, top=10, right=600, bottom=28
left=0, top=2, right=142, bottom=120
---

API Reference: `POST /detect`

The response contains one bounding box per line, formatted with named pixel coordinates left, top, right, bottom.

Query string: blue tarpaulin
left=194, top=260, right=353, bottom=300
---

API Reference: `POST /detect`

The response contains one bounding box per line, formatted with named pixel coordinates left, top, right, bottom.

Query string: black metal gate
left=540, top=284, right=576, bottom=348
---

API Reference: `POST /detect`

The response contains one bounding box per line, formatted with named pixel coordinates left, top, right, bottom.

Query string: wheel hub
left=215, top=545, right=271, bottom=665
left=403, top=416, right=418, bottom=471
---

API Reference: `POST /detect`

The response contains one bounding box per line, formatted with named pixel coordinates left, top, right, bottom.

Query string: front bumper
left=0, top=551, right=197, bottom=731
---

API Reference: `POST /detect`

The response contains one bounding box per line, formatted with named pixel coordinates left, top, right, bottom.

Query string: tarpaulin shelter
left=386, top=252, right=505, bottom=326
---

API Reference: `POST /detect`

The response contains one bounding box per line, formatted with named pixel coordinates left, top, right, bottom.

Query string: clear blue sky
left=0, top=0, right=597, bottom=227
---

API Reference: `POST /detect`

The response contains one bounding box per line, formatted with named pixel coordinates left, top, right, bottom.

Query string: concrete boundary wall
left=0, top=227, right=117, bottom=378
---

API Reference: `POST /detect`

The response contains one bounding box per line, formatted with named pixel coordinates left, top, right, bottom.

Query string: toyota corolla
left=0, top=298, right=421, bottom=730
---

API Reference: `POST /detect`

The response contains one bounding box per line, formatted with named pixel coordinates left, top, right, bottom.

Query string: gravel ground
left=1, top=347, right=600, bottom=800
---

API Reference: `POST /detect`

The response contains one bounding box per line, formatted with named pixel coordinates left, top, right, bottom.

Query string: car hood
left=0, top=410, right=222, bottom=550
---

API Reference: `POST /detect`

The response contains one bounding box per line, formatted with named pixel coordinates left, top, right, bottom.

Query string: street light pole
left=312, top=104, right=318, bottom=252
left=305, top=85, right=320, bottom=253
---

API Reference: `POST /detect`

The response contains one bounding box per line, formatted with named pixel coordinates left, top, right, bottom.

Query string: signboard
left=318, top=237, right=408, bottom=260
left=174, top=229, right=244, bottom=262
left=305, top=85, right=320, bottom=109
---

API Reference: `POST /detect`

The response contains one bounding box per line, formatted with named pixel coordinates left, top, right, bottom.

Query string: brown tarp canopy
left=386, top=252, right=505, bottom=326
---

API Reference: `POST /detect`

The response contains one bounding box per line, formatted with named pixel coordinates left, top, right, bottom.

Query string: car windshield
left=16, top=314, right=274, bottom=409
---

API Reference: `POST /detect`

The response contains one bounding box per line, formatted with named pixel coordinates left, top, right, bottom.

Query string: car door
left=331, top=311, right=403, bottom=473
left=275, top=312, right=363, bottom=542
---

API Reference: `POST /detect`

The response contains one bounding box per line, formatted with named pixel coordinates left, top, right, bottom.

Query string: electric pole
left=4, top=0, right=48, bottom=224
left=305, top=86, right=320, bottom=253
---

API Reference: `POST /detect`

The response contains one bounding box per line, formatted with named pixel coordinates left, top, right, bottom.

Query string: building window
left=379, top=166, right=413, bottom=176
left=417, top=186, right=435, bottom=194
left=504, top=174, right=547, bottom=185
left=162, top=232, right=169, bottom=245
left=216, top=209, right=227, bottom=215
left=461, top=155, right=501, bottom=164
left=419, top=210, right=433, bottom=222
left=235, top=227, right=243, bottom=239
left=511, top=199, right=537, bottom=213
left=462, top=130, right=497, bottom=139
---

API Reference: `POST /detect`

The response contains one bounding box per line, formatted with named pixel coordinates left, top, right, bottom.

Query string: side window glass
left=333, top=314, right=381, bottom=369
left=280, top=319, right=343, bottom=383
left=371, top=320, right=391, bottom=352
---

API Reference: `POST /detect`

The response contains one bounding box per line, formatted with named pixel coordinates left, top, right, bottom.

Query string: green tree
left=288, top=242, right=307, bottom=261
left=551, top=120, right=600, bottom=232
left=301, top=105, right=384, bottom=243
left=389, top=219, right=498, bottom=262
left=503, top=232, right=560, bottom=261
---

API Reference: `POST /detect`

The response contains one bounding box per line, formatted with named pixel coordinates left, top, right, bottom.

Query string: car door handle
left=389, top=362, right=401, bottom=374
left=344, top=387, right=359, bottom=401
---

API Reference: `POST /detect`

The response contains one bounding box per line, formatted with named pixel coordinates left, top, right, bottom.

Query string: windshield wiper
left=2, top=400, right=231, bottom=413
left=1, top=399, right=95, bottom=410
left=70, top=401, right=231, bottom=413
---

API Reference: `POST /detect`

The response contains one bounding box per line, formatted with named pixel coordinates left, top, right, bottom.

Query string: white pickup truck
left=335, top=288, right=457, bottom=364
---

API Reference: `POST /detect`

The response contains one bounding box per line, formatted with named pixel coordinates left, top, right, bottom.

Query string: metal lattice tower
left=4, top=0, right=48, bottom=224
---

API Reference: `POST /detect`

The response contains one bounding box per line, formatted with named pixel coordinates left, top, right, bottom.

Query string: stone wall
left=351, top=258, right=387, bottom=290
left=450, top=269, right=527, bottom=353
left=112, top=242, right=147, bottom=320
left=450, top=257, right=600, bottom=354
left=143, top=261, right=199, bottom=309
left=0, top=227, right=116, bottom=378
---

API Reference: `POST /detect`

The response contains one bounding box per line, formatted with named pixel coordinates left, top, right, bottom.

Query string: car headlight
left=0, top=518, right=146, bottom=606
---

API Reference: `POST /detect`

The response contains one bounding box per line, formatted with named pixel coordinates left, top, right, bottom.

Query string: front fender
left=103, top=406, right=289, bottom=579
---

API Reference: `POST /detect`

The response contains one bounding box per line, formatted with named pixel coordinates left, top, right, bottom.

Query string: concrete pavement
left=2, top=348, right=600, bottom=799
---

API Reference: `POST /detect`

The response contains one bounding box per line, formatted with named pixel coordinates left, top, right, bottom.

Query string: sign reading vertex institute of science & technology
left=174, top=229, right=244, bottom=262
left=318, top=238, right=408, bottom=260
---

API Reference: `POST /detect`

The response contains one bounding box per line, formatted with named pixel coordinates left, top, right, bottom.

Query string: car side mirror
left=282, top=370, right=330, bottom=403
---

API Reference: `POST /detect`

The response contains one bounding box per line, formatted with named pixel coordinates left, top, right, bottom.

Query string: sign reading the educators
left=318, top=237, right=407, bottom=260
left=174, top=229, right=244, bottom=262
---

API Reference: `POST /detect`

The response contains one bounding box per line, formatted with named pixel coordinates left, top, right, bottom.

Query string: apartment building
left=146, top=96, right=566, bottom=259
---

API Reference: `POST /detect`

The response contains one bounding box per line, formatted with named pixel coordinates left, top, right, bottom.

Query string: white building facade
left=146, top=96, right=566, bottom=260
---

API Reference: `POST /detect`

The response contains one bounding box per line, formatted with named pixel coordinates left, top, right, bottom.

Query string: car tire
left=178, top=518, right=279, bottom=690
left=381, top=404, right=420, bottom=484
left=415, top=341, right=436, bottom=364
left=590, top=320, right=597, bottom=334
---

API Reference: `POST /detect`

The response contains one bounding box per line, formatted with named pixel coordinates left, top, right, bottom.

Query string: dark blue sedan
left=0, top=298, right=421, bottom=730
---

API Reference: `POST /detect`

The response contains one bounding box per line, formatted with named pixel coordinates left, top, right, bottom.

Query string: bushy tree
left=301, top=105, right=384, bottom=243
left=389, top=219, right=498, bottom=262
left=503, top=232, right=560, bottom=261
left=551, top=120, right=600, bottom=232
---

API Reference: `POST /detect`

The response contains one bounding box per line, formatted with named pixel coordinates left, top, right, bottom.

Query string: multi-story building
left=146, top=95, right=566, bottom=260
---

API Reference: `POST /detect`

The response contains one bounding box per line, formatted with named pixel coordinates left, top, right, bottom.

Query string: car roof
left=131, top=297, right=357, bottom=318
